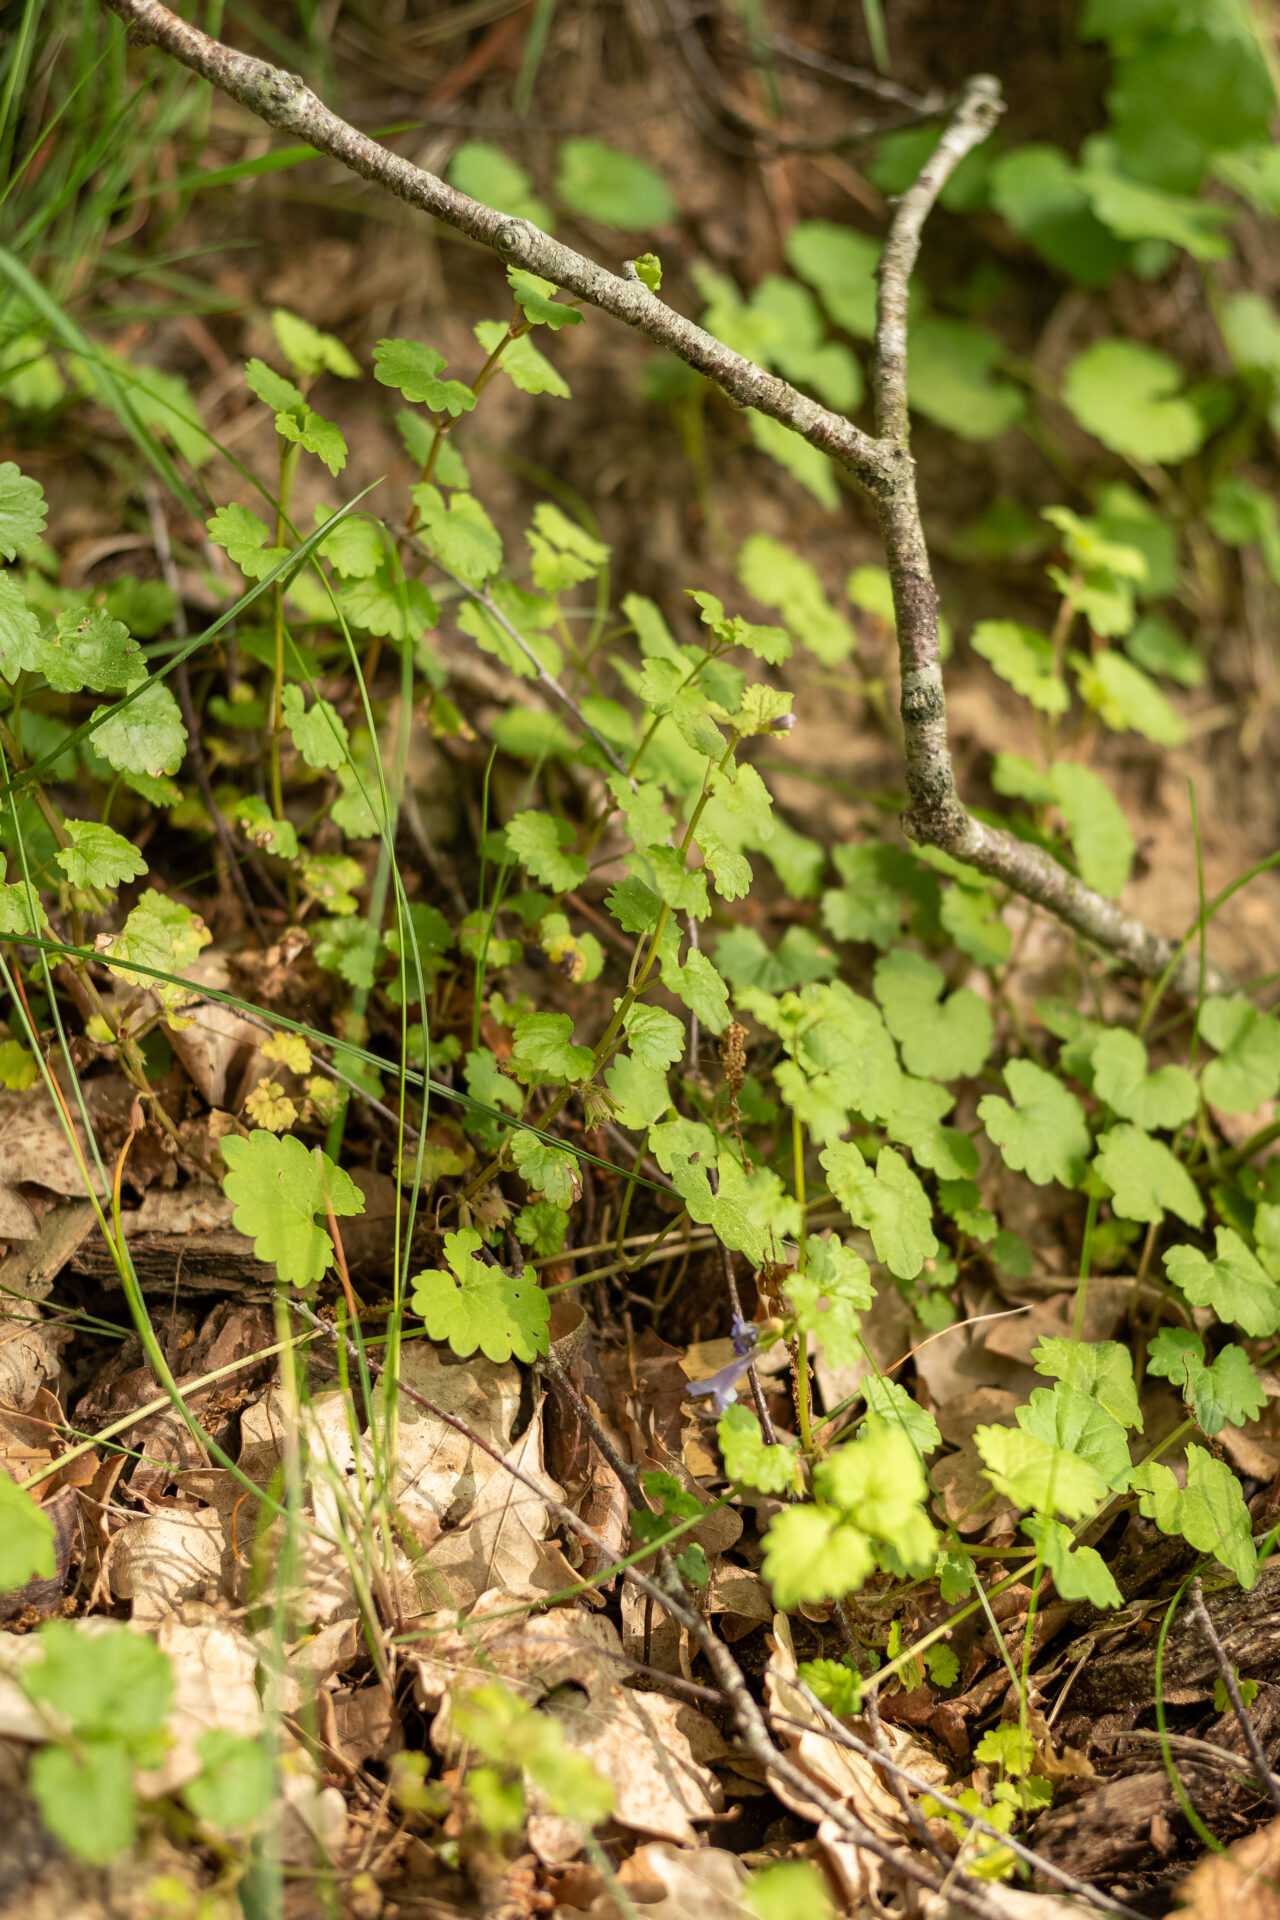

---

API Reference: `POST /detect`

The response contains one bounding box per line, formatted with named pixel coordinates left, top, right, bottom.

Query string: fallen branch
left=100, top=0, right=1214, bottom=994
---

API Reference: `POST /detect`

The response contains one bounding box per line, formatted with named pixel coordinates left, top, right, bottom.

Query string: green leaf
left=1075, top=650, right=1187, bottom=746
left=873, top=948, right=993, bottom=1082
left=1031, top=1337, right=1142, bottom=1431
left=719, top=1404, right=798, bottom=1495
left=412, top=483, right=502, bottom=585
left=970, top=619, right=1068, bottom=714
left=45, top=607, right=142, bottom=692
left=624, top=1002, right=685, bottom=1070
left=1165, top=1229, right=1280, bottom=1337
left=797, top=1658, right=862, bottom=1720
left=632, top=252, right=662, bottom=292
left=312, top=915, right=379, bottom=988
left=1023, top=1515, right=1123, bottom=1609
left=861, top=1374, right=942, bottom=1455
left=784, top=222, right=881, bottom=337
left=940, top=880, right=1012, bottom=969
left=1080, top=160, right=1234, bottom=260
left=91, top=678, right=186, bottom=777
left=978, top=1059, right=1090, bottom=1188
left=207, top=503, right=289, bottom=581
left=820, top=1142, right=938, bottom=1280
left=747, top=1860, right=836, bottom=1920
left=100, top=890, right=210, bottom=1001
left=1091, top=1029, right=1198, bottom=1131
left=748, top=411, right=839, bottom=511
left=282, top=684, right=350, bottom=771
left=1050, top=761, right=1135, bottom=899
left=526, top=502, right=608, bottom=591
left=816, top=1417, right=936, bottom=1575
left=275, top=403, right=347, bottom=475
left=1063, top=340, right=1205, bottom=464
left=907, top=318, right=1025, bottom=440
left=510, top=1131, right=581, bottom=1207
left=474, top=320, right=569, bottom=397
left=509, top=1011, right=594, bottom=1085
left=374, top=339, right=477, bottom=416
left=272, top=307, right=359, bottom=381
left=56, top=820, right=148, bottom=889
left=22, top=1619, right=172, bottom=1738
left=448, top=141, right=551, bottom=228
left=515, top=1200, right=568, bottom=1258
left=506, top=269, right=582, bottom=330
left=974, top=1424, right=1107, bottom=1520
left=0, top=1474, right=55, bottom=1588
left=603, top=1052, right=670, bottom=1128
left=716, top=925, right=834, bottom=993
left=663, top=947, right=731, bottom=1034
left=1200, top=996, right=1280, bottom=1112
left=341, top=563, right=438, bottom=642
left=555, top=138, right=672, bottom=228
left=410, top=1227, right=550, bottom=1363
left=736, top=533, right=854, bottom=665
left=0, top=462, right=46, bottom=559
left=1132, top=1445, right=1256, bottom=1589
left=788, top=1233, right=874, bottom=1370
left=454, top=1681, right=613, bottom=1826
left=0, top=572, right=44, bottom=681
left=221, top=1132, right=364, bottom=1286
left=186, top=1729, right=275, bottom=1830
left=1017, top=1383, right=1132, bottom=1491
left=761, top=1504, right=875, bottom=1609
left=505, top=810, right=587, bottom=892
left=1147, top=1329, right=1265, bottom=1436
left=29, top=1740, right=136, bottom=1864
left=1094, top=1124, right=1204, bottom=1228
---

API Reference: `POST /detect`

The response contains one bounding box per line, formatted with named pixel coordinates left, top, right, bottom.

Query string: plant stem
left=791, top=1110, right=814, bottom=1455
left=269, top=434, right=300, bottom=852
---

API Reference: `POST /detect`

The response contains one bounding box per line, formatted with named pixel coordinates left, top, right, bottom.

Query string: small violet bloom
left=686, top=1315, right=758, bottom=1414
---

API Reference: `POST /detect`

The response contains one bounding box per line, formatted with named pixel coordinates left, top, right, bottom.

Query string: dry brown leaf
left=1176, top=1815, right=1280, bottom=1920
left=0, top=1202, right=95, bottom=1406
left=136, top=1609, right=261, bottom=1795
left=764, top=1612, right=948, bottom=1908
left=111, top=1507, right=225, bottom=1626
left=613, top=1840, right=752, bottom=1918
left=425, top=1605, right=727, bottom=1863
left=415, top=1398, right=579, bottom=1614
left=165, top=951, right=260, bottom=1107
left=369, top=1342, right=523, bottom=1549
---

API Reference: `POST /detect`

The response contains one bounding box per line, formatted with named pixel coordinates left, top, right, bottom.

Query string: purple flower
left=686, top=1318, right=759, bottom=1413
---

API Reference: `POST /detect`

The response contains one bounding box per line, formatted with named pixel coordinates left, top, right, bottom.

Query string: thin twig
left=1189, top=1575, right=1280, bottom=1816
left=428, top=560, right=631, bottom=777
left=791, top=1683, right=1148, bottom=1920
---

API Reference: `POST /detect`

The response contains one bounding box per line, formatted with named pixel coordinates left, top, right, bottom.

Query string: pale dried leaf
left=136, top=1612, right=261, bottom=1796
left=111, top=1508, right=225, bottom=1626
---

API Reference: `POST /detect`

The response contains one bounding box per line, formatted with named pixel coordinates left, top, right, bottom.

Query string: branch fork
left=101, top=0, right=1210, bottom=992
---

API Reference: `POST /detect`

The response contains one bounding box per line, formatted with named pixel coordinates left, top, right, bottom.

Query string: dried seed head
left=719, top=1020, right=748, bottom=1095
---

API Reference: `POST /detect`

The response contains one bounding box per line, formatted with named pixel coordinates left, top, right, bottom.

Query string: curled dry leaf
left=165, top=951, right=261, bottom=1107
left=369, top=1340, right=523, bottom=1548
left=1176, top=1814, right=1280, bottom=1920
left=136, top=1611, right=261, bottom=1796
left=421, top=1602, right=728, bottom=1863
left=0, top=1202, right=96, bottom=1407
left=615, top=1840, right=753, bottom=1919
left=764, top=1611, right=948, bottom=1908
left=111, top=1508, right=225, bottom=1627
left=408, top=1398, right=579, bottom=1614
